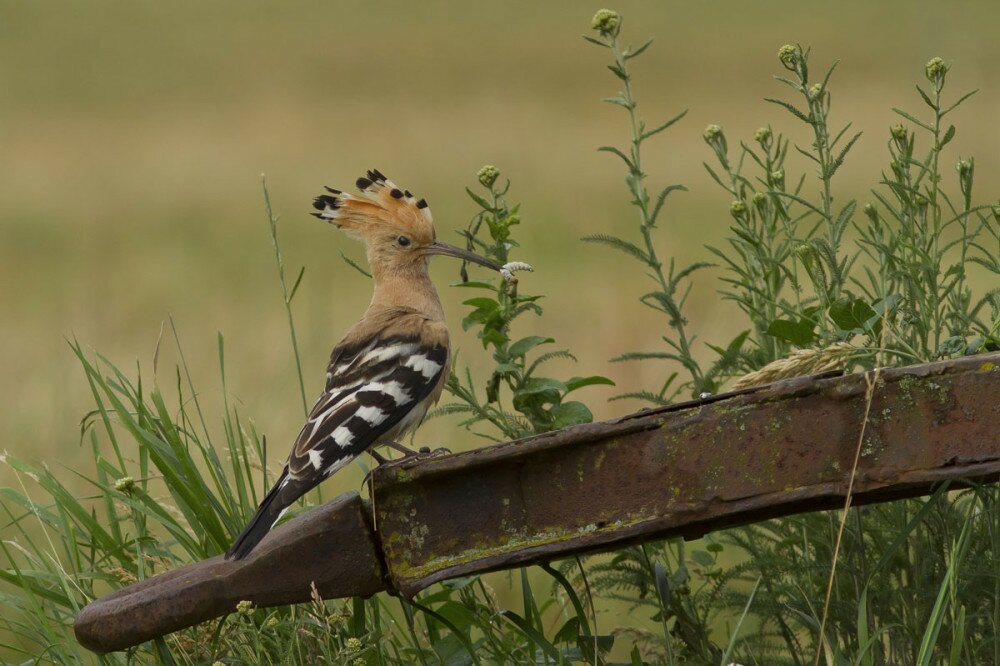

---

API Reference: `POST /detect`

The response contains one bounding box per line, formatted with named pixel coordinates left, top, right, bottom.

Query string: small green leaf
left=764, top=97, right=812, bottom=124
left=596, top=145, right=634, bottom=169
left=553, top=616, right=581, bottom=645
left=828, top=130, right=863, bottom=178
left=690, top=550, right=713, bottom=566
left=517, top=377, right=567, bottom=396
left=940, top=124, right=956, bottom=147
left=339, top=252, right=371, bottom=278
left=602, top=95, right=634, bottom=109
left=499, top=610, right=562, bottom=663
left=581, top=233, right=649, bottom=263
left=891, top=107, right=934, bottom=132
left=551, top=401, right=593, bottom=429
left=565, top=375, right=616, bottom=392
left=451, top=280, right=495, bottom=289
left=624, top=38, right=654, bottom=60
left=577, top=635, right=614, bottom=663
left=829, top=297, right=877, bottom=333
left=480, top=329, right=508, bottom=349
left=287, top=265, right=307, bottom=301
left=640, top=110, right=688, bottom=141
left=462, top=297, right=499, bottom=310
left=464, top=187, right=492, bottom=211
left=508, top=336, right=554, bottom=357
left=607, top=63, right=628, bottom=81
left=766, top=319, right=818, bottom=346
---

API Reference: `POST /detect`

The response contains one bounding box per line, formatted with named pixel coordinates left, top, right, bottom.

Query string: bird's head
left=312, top=169, right=502, bottom=279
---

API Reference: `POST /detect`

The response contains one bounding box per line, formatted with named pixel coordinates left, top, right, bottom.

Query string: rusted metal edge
left=74, top=353, right=1000, bottom=652
left=370, top=353, right=1000, bottom=594
left=74, top=491, right=385, bottom=653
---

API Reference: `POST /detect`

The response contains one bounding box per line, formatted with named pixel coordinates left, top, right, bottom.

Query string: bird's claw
left=364, top=446, right=451, bottom=487
left=417, top=446, right=451, bottom=458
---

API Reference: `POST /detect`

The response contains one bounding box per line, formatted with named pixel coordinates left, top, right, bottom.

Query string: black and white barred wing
left=225, top=333, right=447, bottom=560
left=288, top=338, right=448, bottom=483
left=287, top=335, right=448, bottom=480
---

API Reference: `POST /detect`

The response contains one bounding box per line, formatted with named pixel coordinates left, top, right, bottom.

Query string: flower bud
left=795, top=243, right=815, bottom=266
left=114, top=476, right=136, bottom=495
left=778, top=44, right=799, bottom=69
left=591, top=9, right=621, bottom=36
left=925, top=56, right=948, bottom=86
left=769, top=168, right=785, bottom=188
left=730, top=200, right=747, bottom=219
left=957, top=157, right=974, bottom=200
left=346, top=637, right=363, bottom=652
left=753, top=126, right=772, bottom=146
left=809, top=83, right=823, bottom=100
left=752, top=191, right=768, bottom=216
left=703, top=124, right=728, bottom=163
left=889, top=124, right=908, bottom=153
left=477, top=165, right=499, bottom=189
left=890, top=158, right=906, bottom=179
left=863, top=202, right=879, bottom=226
left=236, top=600, right=254, bottom=616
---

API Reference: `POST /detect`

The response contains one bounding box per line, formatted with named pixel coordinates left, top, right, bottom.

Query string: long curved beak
left=424, top=241, right=502, bottom=272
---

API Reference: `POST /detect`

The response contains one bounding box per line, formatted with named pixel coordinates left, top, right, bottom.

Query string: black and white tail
left=226, top=470, right=305, bottom=560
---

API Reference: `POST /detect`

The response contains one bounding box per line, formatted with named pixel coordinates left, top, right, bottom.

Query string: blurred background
left=2, top=1, right=999, bottom=500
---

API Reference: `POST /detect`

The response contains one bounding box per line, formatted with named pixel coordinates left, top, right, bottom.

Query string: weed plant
left=3, top=8, right=1000, bottom=666
left=437, top=165, right=614, bottom=440
left=576, top=10, right=1000, bottom=666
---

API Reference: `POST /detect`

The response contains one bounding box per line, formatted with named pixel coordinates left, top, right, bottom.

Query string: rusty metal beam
left=74, top=491, right=384, bottom=653
left=74, top=353, right=1000, bottom=652
left=372, top=353, right=1000, bottom=594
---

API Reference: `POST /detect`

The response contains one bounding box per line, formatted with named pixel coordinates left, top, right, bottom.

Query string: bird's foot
left=383, top=441, right=451, bottom=458
left=415, top=445, right=451, bottom=459
left=368, top=449, right=390, bottom=465
left=364, top=444, right=451, bottom=484
left=376, top=441, right=452, bottom=461
left=384, top=440, right=421, bottom=457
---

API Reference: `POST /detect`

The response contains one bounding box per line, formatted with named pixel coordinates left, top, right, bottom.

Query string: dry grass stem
left=731, top=342, right=855, bottom=389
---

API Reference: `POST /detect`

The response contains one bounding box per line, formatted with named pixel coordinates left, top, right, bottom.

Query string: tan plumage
left=226, top=169, right=506, bottom=560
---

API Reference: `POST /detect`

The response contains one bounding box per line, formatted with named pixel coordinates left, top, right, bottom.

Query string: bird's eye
left=397, top=236, right=411, bottom=247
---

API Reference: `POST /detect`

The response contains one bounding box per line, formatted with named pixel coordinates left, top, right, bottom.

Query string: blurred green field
left=3, top=0, right=1000, bottom=545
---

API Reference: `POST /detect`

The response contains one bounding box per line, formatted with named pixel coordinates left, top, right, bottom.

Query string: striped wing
left=286, top=330, right=448, bottom=482
left=226, top=319, right=448, bottom=560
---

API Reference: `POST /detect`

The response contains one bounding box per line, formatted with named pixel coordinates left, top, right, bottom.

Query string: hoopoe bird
left=226, top=169, right=529, bottom=560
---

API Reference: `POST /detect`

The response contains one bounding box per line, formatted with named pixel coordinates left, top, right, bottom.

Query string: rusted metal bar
left=75, top=353, right=1000, bottom=652
left=74, top=491, right=384, bottom=653
left=371, top=353, right=1000, bottom=594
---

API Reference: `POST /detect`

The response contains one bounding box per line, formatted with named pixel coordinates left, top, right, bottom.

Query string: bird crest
left=312, top=169, right=435, bottom=244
